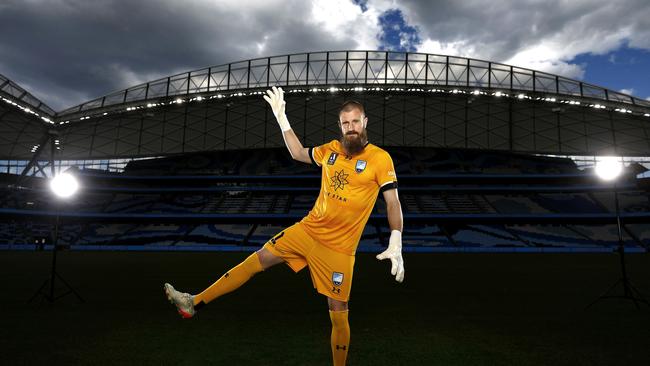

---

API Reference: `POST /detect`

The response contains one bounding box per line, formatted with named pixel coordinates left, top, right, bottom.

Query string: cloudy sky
left=1, top=0, right=649, bottom=111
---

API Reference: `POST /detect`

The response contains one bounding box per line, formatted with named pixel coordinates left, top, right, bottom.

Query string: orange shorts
left=263, top=223, right=355, bottom=302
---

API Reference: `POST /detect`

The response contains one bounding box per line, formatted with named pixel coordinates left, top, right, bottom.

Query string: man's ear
left=363, top=116, right=368, bottom=128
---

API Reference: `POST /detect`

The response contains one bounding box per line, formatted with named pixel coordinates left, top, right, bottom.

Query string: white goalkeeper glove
left=376, top=230, right=405, bottom=283
left=263, top=86, right=291, bottom=132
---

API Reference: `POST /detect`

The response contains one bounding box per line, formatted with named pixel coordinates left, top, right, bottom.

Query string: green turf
left=2, top=251, right=650, bottom=365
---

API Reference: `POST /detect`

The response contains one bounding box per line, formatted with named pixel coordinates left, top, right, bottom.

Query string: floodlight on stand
left=595, top=156, right=622, bottom=181
left=29, top=170, right=84, bottom=304
left=50, top=172, right=79, bottom=198
left=586, top=154, right=650, bottom=309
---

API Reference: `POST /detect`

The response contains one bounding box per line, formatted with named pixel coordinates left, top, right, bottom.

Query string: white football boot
left=164, top=283, right=195, bottom=319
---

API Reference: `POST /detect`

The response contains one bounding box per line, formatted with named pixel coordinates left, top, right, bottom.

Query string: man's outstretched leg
left=328, top=297, right=350, bottom=366
left=164, top=248, right=282, bottom=318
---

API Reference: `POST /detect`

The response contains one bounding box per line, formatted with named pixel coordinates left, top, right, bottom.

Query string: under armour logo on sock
left=336, top=345, right=347, bottom=351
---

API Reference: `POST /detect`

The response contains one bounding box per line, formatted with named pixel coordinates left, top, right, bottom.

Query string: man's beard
left=340, top=128, right=368, bottom=156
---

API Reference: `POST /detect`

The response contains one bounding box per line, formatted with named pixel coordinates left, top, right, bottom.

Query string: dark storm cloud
left=0, top=0, right=376, bottom=111
left=2, top=0, right=227, bottom=109
left=391, top=0, right=650, bottom=76
left=395, top=0, right=594, bottom=60
left=3, top=0, right=650, bottom=111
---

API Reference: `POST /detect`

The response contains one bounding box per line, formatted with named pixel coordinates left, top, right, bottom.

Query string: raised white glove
left=263, top=86, right=291, bottom=132
left=376, top=230, right=405, bottom=283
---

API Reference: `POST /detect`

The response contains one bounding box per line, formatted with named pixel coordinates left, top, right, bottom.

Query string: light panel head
left=50, top=172, right=79, bottom=198
left=595, top=156, right=622, bottom=181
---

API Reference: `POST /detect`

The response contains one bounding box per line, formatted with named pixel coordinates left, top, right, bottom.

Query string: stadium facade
left=2, top=51, right=650, bottom=170
left=1, top=51, right=649, bottom=252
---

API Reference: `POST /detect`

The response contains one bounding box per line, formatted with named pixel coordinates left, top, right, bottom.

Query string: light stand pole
left=28, top=170, right=84, bottom=304
left=586, top=160, right=648, bottom=309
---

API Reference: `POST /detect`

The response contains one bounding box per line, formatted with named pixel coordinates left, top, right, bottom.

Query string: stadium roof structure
left=3, top=51, right=650, bottom=167
left=0, top=73, right=55, bottom=118
left=0, top=74, right=58, bottom=176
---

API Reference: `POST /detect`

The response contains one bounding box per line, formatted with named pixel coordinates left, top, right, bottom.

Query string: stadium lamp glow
left=50, top=172, right=79, bottom=198
left=595, top=156, right=622, bottom=181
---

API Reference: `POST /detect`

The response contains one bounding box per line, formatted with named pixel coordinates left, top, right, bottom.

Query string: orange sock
left=329, top=310, right=350, bottom=366
left=193, top=252, right=263, bottom=309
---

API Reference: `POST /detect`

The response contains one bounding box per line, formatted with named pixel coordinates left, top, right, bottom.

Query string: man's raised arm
left=263, top=87, right=311, bottom=164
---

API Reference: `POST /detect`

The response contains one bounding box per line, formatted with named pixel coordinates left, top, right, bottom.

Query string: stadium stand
left=1, top=145, right=648, bottom=252
left=1, top=51, right=649, bottom=253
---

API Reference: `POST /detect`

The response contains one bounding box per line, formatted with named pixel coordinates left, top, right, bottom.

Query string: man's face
left=339, top=108, right=368, bottom=155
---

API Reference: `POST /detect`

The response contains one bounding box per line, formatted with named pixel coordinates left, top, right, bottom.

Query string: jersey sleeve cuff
left=379, top=181, right=398, bottom=193
left=309, top=147, right=320, bottom=166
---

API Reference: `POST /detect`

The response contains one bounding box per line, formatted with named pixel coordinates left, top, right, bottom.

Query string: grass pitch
left=2, top=251, right=650, bottom=365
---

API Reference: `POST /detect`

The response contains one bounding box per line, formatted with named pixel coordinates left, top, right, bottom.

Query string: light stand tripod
left=28, top=137, right=84, bottom=304
left=586, top=181, right=648, bottom=309
left=28, top=204, right=84, bottom=304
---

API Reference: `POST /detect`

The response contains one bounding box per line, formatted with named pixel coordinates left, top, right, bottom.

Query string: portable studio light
left=595, top=156, right=622, bottom=181
left=29, top=170, right=84, bottom=303
left=587, top=156, right=649, bottom=309
left=50, top=172, right=79, bottom=198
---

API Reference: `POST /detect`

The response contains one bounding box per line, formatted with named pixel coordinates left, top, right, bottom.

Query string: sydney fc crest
left=328, top=152, right=339, bottom=165
left=355, top=160, right=367, bottom=173
left=332, top=272, right=344, bottom=286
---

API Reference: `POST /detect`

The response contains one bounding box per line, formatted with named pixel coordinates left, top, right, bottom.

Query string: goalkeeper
left=164, top=87, right=404, bottom=366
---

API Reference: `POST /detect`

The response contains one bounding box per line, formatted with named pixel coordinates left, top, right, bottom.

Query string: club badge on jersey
left=355, top=160, right=366, bottom=173
left=332, top=272, right=344, bottom=286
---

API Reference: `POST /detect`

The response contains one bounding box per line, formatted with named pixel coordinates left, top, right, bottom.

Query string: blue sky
left=377, top=9, right=421, bottom=53
left=1, top=0, right=649, bottom=110
left=572, top=46, right=650, bottom=98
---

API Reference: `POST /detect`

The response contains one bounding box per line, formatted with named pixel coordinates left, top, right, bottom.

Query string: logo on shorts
left=327, top=152, right=338, bottom=165
left=332, top=272, right=344, bottom=286
left=355, top=160, right=366, bottom=173
left=269, top=231, right=284, bottom=246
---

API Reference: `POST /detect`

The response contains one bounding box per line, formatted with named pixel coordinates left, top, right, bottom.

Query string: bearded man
left=164, top=87, right=404, bottom=366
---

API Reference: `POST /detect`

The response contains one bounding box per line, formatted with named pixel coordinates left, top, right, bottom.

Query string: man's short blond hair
left=339, top=100, right=365, bottom=116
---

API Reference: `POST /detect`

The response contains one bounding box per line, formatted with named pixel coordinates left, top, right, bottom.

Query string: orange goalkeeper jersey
left=302, top=140, right=398, bottom=255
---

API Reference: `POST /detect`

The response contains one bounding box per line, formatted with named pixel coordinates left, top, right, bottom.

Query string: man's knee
left=255, top=247, right=284, bottom=270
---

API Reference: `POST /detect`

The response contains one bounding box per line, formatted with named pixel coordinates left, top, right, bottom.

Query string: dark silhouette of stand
left=586, top=185, right=648, bottom=310
left=29, top=210, right=84, bottom=304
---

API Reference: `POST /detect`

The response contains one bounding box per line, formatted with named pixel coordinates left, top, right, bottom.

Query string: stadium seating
left=1, top=146, right=648, bottom=252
